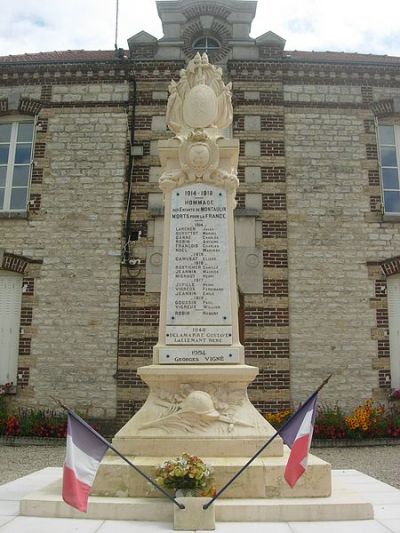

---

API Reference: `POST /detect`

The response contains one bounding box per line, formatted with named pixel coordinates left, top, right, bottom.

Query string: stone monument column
left=111, top=53, right=282, bottom=460
left=92, top=53, right=332, bottom=501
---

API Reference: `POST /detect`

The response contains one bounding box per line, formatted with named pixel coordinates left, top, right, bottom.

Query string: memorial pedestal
left=92, top=365, right=331, bottom=500
left=111, top=364, right=282, bottom=458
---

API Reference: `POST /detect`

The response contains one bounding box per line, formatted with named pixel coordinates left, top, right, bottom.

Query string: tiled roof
left=0, top=48, right=399, bottom=65
left=287, top=50, right=400, bottom=64
left=0, top=50, right=118, bottom=63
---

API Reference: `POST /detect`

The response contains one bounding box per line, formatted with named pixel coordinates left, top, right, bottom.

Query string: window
left=378, top=125, right=400, bottom=215
left=388, top=273, right=400, bottom=388
left=0, top=120, right=34, bottom=212
left=0, top=271, right=22, bottom=385
left=192, top=36, right=221, bottom=54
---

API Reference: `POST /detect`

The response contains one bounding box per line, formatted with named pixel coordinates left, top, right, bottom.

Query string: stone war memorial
left=21, top=53, right=374, bottom=528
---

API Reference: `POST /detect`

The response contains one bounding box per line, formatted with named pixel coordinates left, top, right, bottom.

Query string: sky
left=1, top=0, right=400, bottom=58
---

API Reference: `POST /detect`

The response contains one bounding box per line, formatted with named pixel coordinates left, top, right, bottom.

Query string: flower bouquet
left=155, top=453, right=216, bottom=497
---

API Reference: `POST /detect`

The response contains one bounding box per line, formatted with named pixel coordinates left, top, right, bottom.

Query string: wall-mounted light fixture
left=131, top=144, right=144, bottom=157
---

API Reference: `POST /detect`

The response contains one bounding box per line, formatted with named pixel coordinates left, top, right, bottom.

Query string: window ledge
left=149, top=207, right=164, bottom=217
left=0, top=211, right=28, bottom=220
left=234, top=208, right=261, bottom=217
left=383, top=214, right=400, bottom=222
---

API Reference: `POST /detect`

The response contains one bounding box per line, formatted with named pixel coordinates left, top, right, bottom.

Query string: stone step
left=91, top=450, right=330, bottom=498
left=20, top=475, right=373, bottom=522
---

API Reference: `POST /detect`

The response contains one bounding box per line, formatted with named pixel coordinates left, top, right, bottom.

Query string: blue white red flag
left=279, top=394, right=318, bottom=488
left=62, top=412, right=108, bottom=512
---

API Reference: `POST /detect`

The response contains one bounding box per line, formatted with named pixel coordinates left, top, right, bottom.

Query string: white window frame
left=0, top=116, right=36, bottom=213
left=377, top=123, right=400, bottom=217
left=387, top=273, right=400, bottom=389
left=192, top=36, right=221, bottom=54
left=0, top=270, right=23, bottom=385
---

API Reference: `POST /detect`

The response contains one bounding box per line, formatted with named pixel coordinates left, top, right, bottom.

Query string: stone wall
left=284, top=83, right=400, bottom=409
left=0, top=78, right=128, bottom=418
left=230, top=74, right=291, bottom=413
left=2, top=53, right=400, bottom=421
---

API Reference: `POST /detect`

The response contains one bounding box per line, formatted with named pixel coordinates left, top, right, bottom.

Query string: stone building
left=1, top=0, right=400, bottom=426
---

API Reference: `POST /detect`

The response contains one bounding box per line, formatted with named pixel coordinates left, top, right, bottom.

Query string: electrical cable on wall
left=114, top=0, right=142, bottom=276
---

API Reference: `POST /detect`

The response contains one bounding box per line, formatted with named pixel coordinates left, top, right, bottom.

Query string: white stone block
left=235, top=217, right=255, bottom=247
left=236, top=247, right=263, bottom=294
left=245, top=166, right=261, bottom=183
left=149, top=166, right=162, bottom=183
left=245, top=193, right=262, bottom=210
left=148, top=193, right=163, bottom=209
left=150, top=140, right=159, bottom=156
left=244, top=115, right=261, bottom=130
left=244, top=91, right=260, bottom=101
left=151, top=116, right=166, bottom=131
left=174, top=497, right=215, bottom=531
left=244, top=141, right=260, bottom=157
left=152, top=91, right=168, bottom=101
left=154, top=218, right=164, bottom=246
left=146, top=246, right=163, bottom=293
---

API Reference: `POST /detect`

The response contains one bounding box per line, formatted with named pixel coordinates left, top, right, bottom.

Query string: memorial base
left=91, top=451, right=331, bottom=499
left=112, top=364, right=283, bottom=458
left=20, top=473, right=374, bottom=522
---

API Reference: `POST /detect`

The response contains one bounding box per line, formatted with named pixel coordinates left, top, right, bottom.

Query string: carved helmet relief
left=138, top=386, right=254, bottom=434
left=180, top=390, right=220, bottom=417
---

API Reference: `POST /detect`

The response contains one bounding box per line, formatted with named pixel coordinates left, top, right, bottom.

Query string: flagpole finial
left=316, top=374, right=332, bottom=394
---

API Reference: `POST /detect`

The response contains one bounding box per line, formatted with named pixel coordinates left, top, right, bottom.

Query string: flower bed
left=0, top=396, right=66, bottom=439
left=264, top=399, right=400, bottom=440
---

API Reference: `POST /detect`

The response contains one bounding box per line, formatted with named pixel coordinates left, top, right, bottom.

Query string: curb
left=0, top=436, right=65, bottom=446
left=312, top=438, right=400, bottom=448
left=1, top=436, right=400, bottom=448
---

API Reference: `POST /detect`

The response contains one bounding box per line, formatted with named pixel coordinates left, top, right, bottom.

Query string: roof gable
left=255, top=31, right=286, bottom=49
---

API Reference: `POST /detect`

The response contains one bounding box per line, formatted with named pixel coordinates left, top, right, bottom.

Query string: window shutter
left=387, top=273, right=400, bottom=388
left=0, top=271, right=22, bottom=384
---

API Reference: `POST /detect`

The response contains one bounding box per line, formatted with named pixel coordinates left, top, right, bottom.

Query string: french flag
left=279, top=394, right=318, bottom=488
left=62, top=412, right=108, bottom=512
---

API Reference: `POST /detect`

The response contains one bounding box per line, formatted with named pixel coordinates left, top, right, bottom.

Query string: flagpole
left=51, top=397, right=185, bottom=510
left=202, top=374, right=332, bottom=510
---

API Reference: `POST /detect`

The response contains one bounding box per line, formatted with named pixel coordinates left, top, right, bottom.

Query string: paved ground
left=0, top=468, right=400, bottom=532
left=1, top=444, right=400, bottom=489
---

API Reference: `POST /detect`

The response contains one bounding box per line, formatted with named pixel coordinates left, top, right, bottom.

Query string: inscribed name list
left=167, top=183, right=231, bottom=326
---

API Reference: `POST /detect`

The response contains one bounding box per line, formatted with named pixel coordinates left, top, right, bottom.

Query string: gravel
left=0, top=444, right=399, bottom=489
left=0, top=444, right=65, bottom=485
left=315, top=445, right=400, bottom=490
